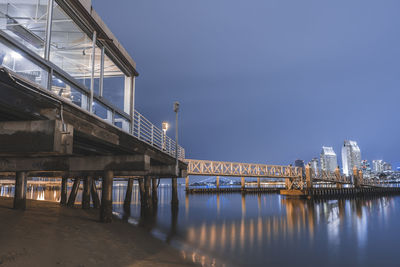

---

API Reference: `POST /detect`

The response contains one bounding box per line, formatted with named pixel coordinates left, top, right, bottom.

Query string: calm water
left=1, top=182, right=400, bottom=266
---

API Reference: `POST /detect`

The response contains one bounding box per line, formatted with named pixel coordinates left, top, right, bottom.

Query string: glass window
left=93, top=100, right=112, bottom=123
left=0, top=39, right=47, bottom=87
left=51, top=74, right=88, bottom=109
left=50, top=2, right=92, bottom=89
left=114, top=113, right=130, bottom=133
left=0, top=0, right=48, bottom=57
left=103, top=52, right=130, bottom=112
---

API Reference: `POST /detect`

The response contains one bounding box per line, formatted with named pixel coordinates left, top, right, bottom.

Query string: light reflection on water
left=1, top=182, right=399, bottom=266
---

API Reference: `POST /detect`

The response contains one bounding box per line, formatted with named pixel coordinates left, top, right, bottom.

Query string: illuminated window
left=50, top=1, right=93, bottom=89
left=51, top=74, right=88, bottom=109
left=0, top=0, right=48, bottom=57
left=0, top=40, right=48, bottom=87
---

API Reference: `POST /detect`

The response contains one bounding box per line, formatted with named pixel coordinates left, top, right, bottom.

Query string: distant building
left=383, top=162, right=392, bottom=171
left=309, top=158, right=319, bottom=176
left=361, top=160, right=372, bottom=178
left=294, top=159, right=305, bottom=176
left=294, top=159, right=305, bottom=169
left=320, top=146, right=337, bottom=173
left=372, top=160, right=384, bottom=173
left=342, top=140, right=361, bottom=176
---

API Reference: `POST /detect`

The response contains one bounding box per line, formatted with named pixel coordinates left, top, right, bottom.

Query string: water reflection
left=1, top=183, right=399, bottom=266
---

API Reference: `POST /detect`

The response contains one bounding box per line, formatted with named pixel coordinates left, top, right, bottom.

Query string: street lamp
left=162, top=121, right=168, bottom=151
left=173, top=101, right=180, bottom=177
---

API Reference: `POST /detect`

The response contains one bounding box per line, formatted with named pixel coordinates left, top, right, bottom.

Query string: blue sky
left=93, top=0, right=400, bottom=168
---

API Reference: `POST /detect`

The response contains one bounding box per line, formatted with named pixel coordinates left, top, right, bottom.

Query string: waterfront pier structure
left=0, top=0, right=186, bottom=222
left=184, top=159, right=400, bottom=197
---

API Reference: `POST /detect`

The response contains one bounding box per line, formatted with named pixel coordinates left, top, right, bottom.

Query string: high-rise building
left=361, top=160, right=372, bottom=178
left=341, top=140, right=361, bottom=176
left=383, top=162, right=392, bottom=172
left=320, top=146, right=338, bottom=173
left=309, top=158, right=319, bottom=177
left=372, top=160, right=384, bottom=173
left=294, top=159, right=305, bottom=177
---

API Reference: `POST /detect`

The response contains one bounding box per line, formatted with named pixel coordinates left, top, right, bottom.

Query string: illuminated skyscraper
left=309, top=158, right=319, bottom=176
left=341, top=140, right=361, bottom=176
left=372, top=160, right=383, bottom=173
left=320, top=146, right=337, bottom=173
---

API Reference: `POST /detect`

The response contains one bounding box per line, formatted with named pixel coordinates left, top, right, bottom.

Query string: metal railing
left=133, top=110, right=185, bottom=159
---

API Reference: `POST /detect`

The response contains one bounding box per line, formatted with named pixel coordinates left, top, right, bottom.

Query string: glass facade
left=51, top=74, right=88, bottom=109
left=0, top=39, right=48, bottom=87
left=320, top=146, right=338, bottom=173
left=0, top=0, right=133, bottom=124
left=341, top=140, right=361, bottom=176
left=0, top=0, right=48, bottom=57
left=50, top=2, right=93, bottom=89
left=103, top=53, right=128, bottom=112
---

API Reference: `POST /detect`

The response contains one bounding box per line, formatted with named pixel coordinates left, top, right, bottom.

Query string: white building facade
left=342, top=140, right=361, bottom=176
left=320, top=146, right=338, bottom=173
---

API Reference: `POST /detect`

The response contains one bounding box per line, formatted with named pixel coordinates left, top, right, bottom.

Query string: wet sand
left=0, top=197, right=195, bottom=267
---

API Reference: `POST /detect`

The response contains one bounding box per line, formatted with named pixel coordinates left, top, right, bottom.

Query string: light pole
left=162, top=122, right=168, bottom=151
left=173, top=101, right=180, bottom=177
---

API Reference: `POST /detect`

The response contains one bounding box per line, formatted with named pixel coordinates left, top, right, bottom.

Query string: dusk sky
left=93, top=0, right=400, bottom=168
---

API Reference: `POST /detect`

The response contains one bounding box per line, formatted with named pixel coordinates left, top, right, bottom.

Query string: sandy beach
left=0, top=197, right=195, bottom=267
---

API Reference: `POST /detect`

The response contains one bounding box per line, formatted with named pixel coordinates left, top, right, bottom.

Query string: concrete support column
left=257, top=177, right=261, bottom=188
left=152, top=177, right=158, bottom=204
left=100, top=170, right=113, bottom=223
left=185, top=176, right=189, bottom=191
left=60, top=176, right=68, bottom=206
left=241, top=177, right=245, bottom=190
left=171, top=177, right=179, bottom=205
left=124, top=178, right=134, bottom=210
left=82, top=176, right=92, bottom=209
left=305, top=164, right=313, bottom=189
left=216, top=176, right=220, bottom=189
left=138, top=178, right=145, bottom=207
left=67, top=178, right=81, bottom=207
left=14, top=171, right=27, bottom=210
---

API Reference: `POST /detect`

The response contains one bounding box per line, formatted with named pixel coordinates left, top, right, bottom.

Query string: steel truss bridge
left=184, top=159, right=395, bottom=190
left=185, top=159, right=302, bottom=178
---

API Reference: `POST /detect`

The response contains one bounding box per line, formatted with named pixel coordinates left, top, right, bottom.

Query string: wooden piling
left=124, top=178, right=134, bottom=210
left=152, top=177, right=158, bottom=204
left=171, top=177, right=179, bottom=205
left=82, top=176, right=92, bottom=209
left=100, top=170, right=113, bottom=223
left=138, top=178, right=145, bottom=207
left=13, top=171, right=27, bottom=210
left=60, top=176, right=68, bottom=206
left=241, top=177, right=245, bottom=190
left=90, top=178, right=100, bottom=209
left=67, top=177, right=80, bottom=207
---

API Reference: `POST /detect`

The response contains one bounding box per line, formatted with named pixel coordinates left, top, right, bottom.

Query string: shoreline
left=0, top=197, right=196, bottom=266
